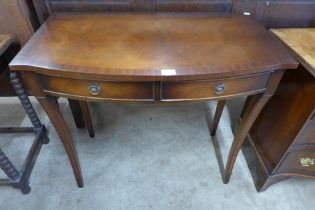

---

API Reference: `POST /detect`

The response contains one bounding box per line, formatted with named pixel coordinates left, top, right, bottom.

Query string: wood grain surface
left=8, top=13, right=299, bottom=188
left=10, top=14, right=297, bottom=81
left=0, top=34, right=15, bottom=56
left=271, top=28, right=315, bottom=75
left=0, top=0, right=35, bottom=46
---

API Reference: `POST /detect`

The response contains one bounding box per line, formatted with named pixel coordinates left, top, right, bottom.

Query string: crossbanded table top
left=10, top=14, right=297, bottom=81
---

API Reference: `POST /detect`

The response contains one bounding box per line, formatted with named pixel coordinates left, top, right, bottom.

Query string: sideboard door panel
left=45, top=0, right=233, bottom=14
left=47, top=0, right=136, bottom=12
left=234, top=0, right=315, bottom=28
left=155, top=0, right=233, bottom=12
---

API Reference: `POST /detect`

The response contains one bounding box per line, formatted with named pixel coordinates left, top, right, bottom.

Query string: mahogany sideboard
left=9, top=14, right=297, bottom=187
left=242, top=28, right=315, bottom=191
left=32, top=0, right=315, bottom=28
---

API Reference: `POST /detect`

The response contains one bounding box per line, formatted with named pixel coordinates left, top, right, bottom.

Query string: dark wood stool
left=0, top=34, right=94, bottom=193
left=0, top=33, right=94, bottom=138
left=0, top=34, right=49, bottom=194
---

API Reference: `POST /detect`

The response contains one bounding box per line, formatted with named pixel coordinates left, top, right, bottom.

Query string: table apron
left=39, top=72, right=272, bottom=102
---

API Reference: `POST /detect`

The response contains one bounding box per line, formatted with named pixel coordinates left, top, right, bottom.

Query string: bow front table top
left=9, top=14, right=298, bottom=188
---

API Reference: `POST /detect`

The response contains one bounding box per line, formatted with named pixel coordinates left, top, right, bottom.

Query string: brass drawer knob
left=300, top=158, right=315, bottom=167
left=89, top=84, right=101, bottom=95
left=214, top=83, right=225, bottom=95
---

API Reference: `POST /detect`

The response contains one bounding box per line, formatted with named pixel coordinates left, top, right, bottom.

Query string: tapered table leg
left=210, top=100, right=226, bottom=136
left=222, top=70, right=284, bottom=183
left=223, top=93, right=269, bottom=183
left=68, top=99, right=85, bottom=129
left=240, top=95, right=254, bottom=119
left=79, top=101, right=95, bottom=138
left=37, top=96, right=84, bottom=187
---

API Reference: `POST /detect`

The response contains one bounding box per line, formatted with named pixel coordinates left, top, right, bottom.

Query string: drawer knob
left=89, top=84, right=101, bottom=95
left=300, top=158, right=315, bottom=167
left=214, top=83, right=225, bottom=95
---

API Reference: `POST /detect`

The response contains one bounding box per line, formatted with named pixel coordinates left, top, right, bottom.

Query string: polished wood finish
left=271, top=28, right=315, bottom=76
left=223, top=69, right=285, bottom=183
left=211, top=100, right=226, bottom=136
left=0, top=35, right=16, bottom=56
left=243, top=66, right=315, bottom=192
left=36, top=95, right=84, bottom=187
left=0, top=0, right=36, bottom=45
left=79, top=101, right=95, bottom=138
left=161, top=73, right=270, bottom=101
left=68, top=99, right=85, bottom=129
left=242, top=28, right=315, bottom=191
left=41, top=75, right=155, bottom=101
left=10, top=14, right=296, bottom=80
left=294, top=118, right=315, bottom=146
left=21, top=71, right=84, bottom=187
left=277, top=149, right=315, bottom=176
left=33, top=0, right=315, bottom=29
left=10, top=14, right=298, bottom=188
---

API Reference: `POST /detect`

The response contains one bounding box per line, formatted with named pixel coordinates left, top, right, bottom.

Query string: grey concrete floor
left=0, top=97, right=314, bottom=210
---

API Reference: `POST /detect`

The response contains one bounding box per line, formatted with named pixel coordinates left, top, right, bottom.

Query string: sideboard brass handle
left=89, top=84, right=101, bottom=95
left=214, top=83, right=225, bottom=95
left=300, top=158, right=315, bottom=167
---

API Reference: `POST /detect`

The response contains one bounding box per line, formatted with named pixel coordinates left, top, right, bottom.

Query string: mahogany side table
left=9, top=14, right=298, bottom=187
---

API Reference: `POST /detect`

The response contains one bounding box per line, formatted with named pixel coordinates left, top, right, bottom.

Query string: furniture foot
left=21, top=184, right=31, bottom=194
left=37, top=95, right=84, bottom=187
left=211, top=100, right=226, bottom=136
left=37, top=125, right=49, bottom=144
left=68, top=99, right=85, bottom=129
left=41, top=131, right=49, bottom=144
left=79, top=101, right=95, bottom=138
left=241, top=132, right=291, bottom=192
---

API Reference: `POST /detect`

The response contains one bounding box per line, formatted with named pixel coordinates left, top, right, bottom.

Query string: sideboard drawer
left=40, top=75, right=155, bottom=101
left=161, top=72, right=271, bottom=101
left=277, top=149, right=315, bottom=176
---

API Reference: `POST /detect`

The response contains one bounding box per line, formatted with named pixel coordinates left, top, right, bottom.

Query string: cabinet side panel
left=249, top=66, right=315, bottom=169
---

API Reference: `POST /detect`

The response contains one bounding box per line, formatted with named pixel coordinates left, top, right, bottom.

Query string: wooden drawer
left=294, top=117, right=315, bottom=146
left=161, top=73, right=271, bottom=101
left=40, top=75, right=155, bottom=101
left=277, top=149, right=315, bottom=177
